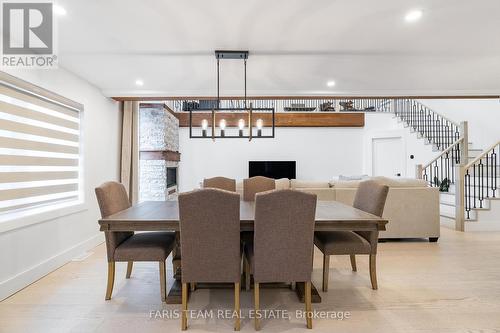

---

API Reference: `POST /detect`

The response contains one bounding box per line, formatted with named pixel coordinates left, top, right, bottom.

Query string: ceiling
left=54, top=0, right=500, bottom=97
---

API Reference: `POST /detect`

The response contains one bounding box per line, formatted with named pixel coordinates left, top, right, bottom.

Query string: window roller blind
left=0, top=83, right=81, bottom=217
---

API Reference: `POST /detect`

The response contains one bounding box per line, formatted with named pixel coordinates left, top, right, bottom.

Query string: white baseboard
left=0, top=233, right=104, bottom=301
left=441, top=216, right=500, bottom=231
left=465, top=220, right=500, bottom=231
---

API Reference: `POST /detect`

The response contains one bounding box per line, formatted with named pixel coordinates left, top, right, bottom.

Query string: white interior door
left=372, top=137, right=405, bottom=177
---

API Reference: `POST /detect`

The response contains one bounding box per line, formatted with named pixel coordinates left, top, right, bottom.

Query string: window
left=0, top=75, right=83, bottom=223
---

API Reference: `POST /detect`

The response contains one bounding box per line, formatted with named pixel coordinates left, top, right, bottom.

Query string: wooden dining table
left=99, top=200, right=388, bottom=304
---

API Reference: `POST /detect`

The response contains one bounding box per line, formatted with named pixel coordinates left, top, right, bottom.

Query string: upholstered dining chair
left=314, top=180, right=389, bottom=291
left=95, top=181, right=176, bottom=301
left=178, top=188, right=241, bottom=331
left=241, top=176, right=276, bottom=255
left=244, top=189, right=317, bottom=330
left=243, top=176, right=275, bottom=201
left=203, top=176, right=236, bottom=192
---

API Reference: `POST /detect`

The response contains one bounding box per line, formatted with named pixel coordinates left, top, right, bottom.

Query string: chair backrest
left=353, top=180, right=389, bottom=217
left=95, top=181, right=133, bottom=261
left=203, top=176, right=236, bottom=192
left=179, top=188, right=241, bottom=283
left=352, top=180, right=389, bottom=254
left=253, top=189, right=317, bottom=283
left=243, top=176, right=275, bottom=201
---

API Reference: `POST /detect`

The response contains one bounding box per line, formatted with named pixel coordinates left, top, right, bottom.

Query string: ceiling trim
left=112, top=95, right=500, bottom=102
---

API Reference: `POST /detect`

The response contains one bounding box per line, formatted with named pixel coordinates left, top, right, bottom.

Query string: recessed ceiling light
left=135, top=79, right=144, bottom=86
left=326, top=80, right=336, bottom=87
left=405, top=9, right=423, bottom=22
left=53, top=5, right=67, bottom=16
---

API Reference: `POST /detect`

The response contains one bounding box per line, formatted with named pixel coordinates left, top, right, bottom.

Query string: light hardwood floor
left=1, top=227, right=500, bottom=332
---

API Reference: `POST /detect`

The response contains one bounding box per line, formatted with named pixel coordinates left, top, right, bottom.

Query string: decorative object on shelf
left=284, top=103, right=316, bottom=112
left=319, top=101, right=336, bottom=112
left=188, top=50, right=275, bottom=141
left=340, top=101, right=355, bottom=111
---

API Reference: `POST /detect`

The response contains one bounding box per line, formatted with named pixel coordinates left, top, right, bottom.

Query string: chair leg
left=254, top=282, right=260, bottom=330
left=234, top=282, right=241, bottom=331
left=181, top=283, right=188, bottom=330
left=244, top=256, right=251, bottom=291
left=369, top=254, right=378, bottom=290
left=290, top=282, right=296, bottom=291
left=190, top=283, right=196, bottom=292
left=105, top=261, right=115, bottom=300
left=126, top=261, right=133, bottom=278
left=322, top=254, right=330, bottom=292
left=305, top=281, right=312, bottom=329
left=350, top=254, right=357, bottom=272
left=159, top=261, right=167, bottom=302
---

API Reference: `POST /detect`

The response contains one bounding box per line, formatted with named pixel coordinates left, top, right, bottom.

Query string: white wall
left=419, top=99, right=500, bottom=149
left=0, top=68, right=120, bottom=300
left=179, top=114, right=403, bottom=191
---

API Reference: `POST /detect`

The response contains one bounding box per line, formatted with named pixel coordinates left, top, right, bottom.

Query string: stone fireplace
left=139, top=104, right=180, bottom=201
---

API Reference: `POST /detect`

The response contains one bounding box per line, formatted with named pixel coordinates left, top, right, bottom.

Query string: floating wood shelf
left=176, top=112, right=364, bottom=128
left=140, top=150, right=180, bottom=161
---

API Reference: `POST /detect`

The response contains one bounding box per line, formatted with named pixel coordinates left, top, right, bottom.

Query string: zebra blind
left=0, top=82, right=81, bottom=220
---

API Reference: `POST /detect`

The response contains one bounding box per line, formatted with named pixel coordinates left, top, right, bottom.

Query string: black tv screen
left=249, top=161, right=296, bottom=179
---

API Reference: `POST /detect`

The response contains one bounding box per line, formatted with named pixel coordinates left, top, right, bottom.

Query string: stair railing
left=416, top=136, right=465, bottom=187
left=458, top=140, right=500, bottom=228
left=393, top=99, right=461, bottom=151
left=416, top=121, right=468, bottom=231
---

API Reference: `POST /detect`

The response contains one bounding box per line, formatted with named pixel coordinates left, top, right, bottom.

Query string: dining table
left=99, top=200, right=388, bottom=304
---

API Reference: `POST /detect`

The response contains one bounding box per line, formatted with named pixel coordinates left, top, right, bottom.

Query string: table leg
left=295, top=282, right=322, bottom=303
left=167, top=231, right=184, bottom=304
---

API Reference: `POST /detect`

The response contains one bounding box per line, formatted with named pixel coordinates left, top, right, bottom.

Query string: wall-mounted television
left=249, top=161, right=296, bottom=179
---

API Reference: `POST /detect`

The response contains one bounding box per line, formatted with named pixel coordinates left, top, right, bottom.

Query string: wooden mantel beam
left=176, top=112, right=364, bottom=128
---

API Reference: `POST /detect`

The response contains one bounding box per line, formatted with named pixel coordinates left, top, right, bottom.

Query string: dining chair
left=178, top=188, right=241, bottom=331
left=241, top=176, right=276, bottom=257
left=203, top=176, right=236, bottom=192
left=95, top=181, right=176, bottom=301
left=243, top=176, right=275, bottom=201
left=314, top=180, right=389, bottom=291
left=244, top=189, right=317, bottom=330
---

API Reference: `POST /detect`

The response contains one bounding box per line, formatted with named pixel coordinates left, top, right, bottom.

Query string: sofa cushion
left=331, top=176, right=428, bottom=188
left=338, top=174, right=369, bottom=181
left=329, top=180, right=363, bottom=188
left=290, top=180, right=330, bottom=189
left=275, top=178, right=290, bottom=190
left=371, top=176, right=428, bottom=187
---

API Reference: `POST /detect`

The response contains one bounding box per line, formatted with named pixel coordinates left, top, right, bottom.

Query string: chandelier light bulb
left=256, top=119, right=263, bottom=130
left=201, top=119, right=208, bottom=130
left=219, top=119, right=226, bottom=130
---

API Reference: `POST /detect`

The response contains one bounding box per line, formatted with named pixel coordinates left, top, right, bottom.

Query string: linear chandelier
left=188, top=50, right=275, bottom=140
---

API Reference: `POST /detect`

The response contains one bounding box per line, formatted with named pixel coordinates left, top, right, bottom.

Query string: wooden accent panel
left=176, top=112, right=364, bottom=127
left=113, top=95, right=500, bottom=101
left=140, top=150, right=181, bottom=161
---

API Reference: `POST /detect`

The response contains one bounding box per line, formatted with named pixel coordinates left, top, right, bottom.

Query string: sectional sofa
left=235, top=177, right=440, bottom=241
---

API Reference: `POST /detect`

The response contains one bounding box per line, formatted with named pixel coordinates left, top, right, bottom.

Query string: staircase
left=392, top=99, right=500, bottom=231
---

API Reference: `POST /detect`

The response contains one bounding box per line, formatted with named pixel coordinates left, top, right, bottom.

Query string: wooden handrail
left=464, top=140, right=500, bottom=169
left=422, top=137, right=464, bottom=170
